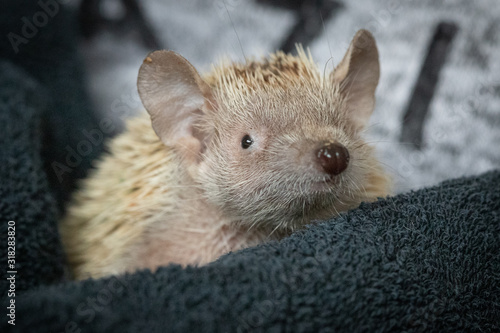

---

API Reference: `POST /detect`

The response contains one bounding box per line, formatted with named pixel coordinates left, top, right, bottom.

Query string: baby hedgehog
left=60, top=29, right=391, bottom=280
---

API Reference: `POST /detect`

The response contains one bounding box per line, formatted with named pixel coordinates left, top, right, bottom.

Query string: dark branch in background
left=257, top=0, right=343, bottom=54
left=400, top=22, right=458, bottom=149
left=79, top=0, right=161, bottom=50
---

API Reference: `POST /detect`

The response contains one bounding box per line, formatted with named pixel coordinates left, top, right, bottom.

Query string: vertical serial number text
left=6, top=220, right=16, bottom=326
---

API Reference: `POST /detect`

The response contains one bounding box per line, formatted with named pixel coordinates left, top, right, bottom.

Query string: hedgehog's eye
left=241, top=135, right=253, bottom=149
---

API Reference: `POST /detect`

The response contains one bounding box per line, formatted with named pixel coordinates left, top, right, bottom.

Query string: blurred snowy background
left=78, top=0, right=500, bottom=193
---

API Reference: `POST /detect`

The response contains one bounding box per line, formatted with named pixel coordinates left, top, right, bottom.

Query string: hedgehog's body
left=61, top=31, right=391, bottom=280
left=61, top=114, right=271, bottom=279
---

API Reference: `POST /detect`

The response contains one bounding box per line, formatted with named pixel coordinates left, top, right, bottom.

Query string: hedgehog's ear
left=331, top=29, right=380, bottom=130
left=137, top=50, right=213, bottom=161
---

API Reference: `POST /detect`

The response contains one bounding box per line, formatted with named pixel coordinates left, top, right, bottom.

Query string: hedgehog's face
left=197, top=87, right=374, bottom=230
left=137, top=30, right=385, bottom=231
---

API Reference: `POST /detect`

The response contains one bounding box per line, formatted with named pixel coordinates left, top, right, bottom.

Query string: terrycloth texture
left=0, top=61, right=65, bottom=293
left=0, top=0, right=113, bottom=209
left=3, top=150, right=500, bottom=332
left=0, top=2, right=109, bottom=293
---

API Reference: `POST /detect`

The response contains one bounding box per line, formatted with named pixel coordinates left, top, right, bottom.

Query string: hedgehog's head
left=138, top=29, right=388, bottom=231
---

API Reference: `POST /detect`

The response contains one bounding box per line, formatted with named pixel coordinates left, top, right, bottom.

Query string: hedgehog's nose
left=315, top=143, right=350, bottom=176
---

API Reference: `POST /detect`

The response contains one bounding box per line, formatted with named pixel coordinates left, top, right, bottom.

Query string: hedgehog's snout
left=315, top=142, right=350, bottom=176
